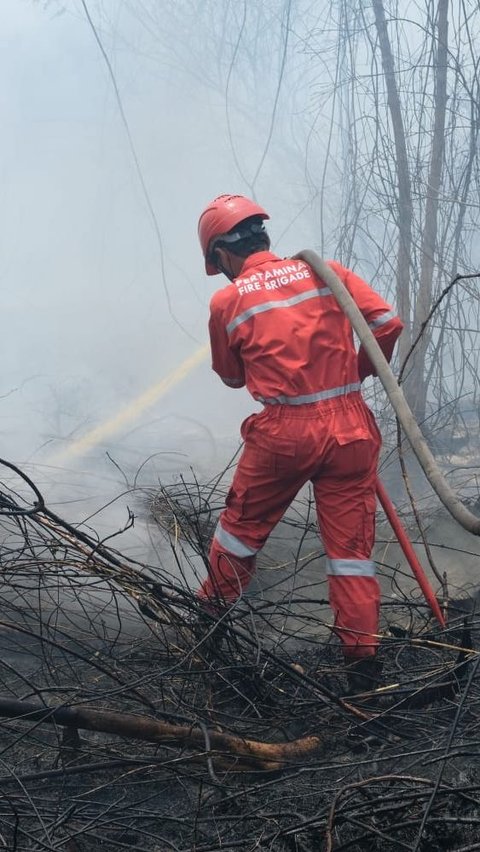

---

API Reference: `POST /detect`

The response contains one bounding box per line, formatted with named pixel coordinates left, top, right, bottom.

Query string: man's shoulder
left=209, top=284, right=234, bottom=314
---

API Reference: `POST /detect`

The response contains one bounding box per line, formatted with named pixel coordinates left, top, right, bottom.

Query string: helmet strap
left=213, top=248, right=237, bottom=281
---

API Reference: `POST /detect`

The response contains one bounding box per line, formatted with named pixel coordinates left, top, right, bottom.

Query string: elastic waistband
left=257, top=391, right=365, bottom=420
left=258, top=383, right=362, bottom=407
left=258, top=382, right=361, bottom=407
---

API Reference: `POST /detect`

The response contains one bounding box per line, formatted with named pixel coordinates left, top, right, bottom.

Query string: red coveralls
left=199, top=251, right=404, bottom=658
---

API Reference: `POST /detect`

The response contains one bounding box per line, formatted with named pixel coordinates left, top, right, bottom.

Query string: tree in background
left=309, top=0, right=480, bottom=434
left=93, top=0, right=480, bottom=441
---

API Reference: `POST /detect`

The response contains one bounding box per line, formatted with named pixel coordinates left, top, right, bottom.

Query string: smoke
left=1, top=2, right=322, bottom=492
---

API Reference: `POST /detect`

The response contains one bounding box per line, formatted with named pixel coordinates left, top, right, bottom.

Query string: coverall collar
left=238, top=251, right=281, bottom=274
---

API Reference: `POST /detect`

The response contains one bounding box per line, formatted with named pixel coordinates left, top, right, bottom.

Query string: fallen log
left=0, top=697, right=322, bottom=772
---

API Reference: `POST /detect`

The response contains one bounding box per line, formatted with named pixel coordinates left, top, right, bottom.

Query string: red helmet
left=198, top=194, right=270, bottom=275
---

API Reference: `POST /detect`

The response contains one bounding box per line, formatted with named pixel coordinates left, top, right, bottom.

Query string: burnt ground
left=1, top=613, right=480, bottom=852
left=0, top=462, right=480, bottom=850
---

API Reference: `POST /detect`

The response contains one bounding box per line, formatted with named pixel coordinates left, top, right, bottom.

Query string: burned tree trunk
left=0, top=697, right=323, bottom=772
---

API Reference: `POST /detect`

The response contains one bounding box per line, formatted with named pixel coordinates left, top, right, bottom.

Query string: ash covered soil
left=0, top=460, right=480, bottom=850
left=1, top=584, right=480, bottom=852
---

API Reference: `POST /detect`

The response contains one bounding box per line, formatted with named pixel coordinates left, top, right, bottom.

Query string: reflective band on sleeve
left=369, top=310, right=396, bottom=330
left=259, top=382, right=361, bottom=406
left=226, top=287, right=332, bottom=335
left=214, top=522, right=259, bottom=557
left=326, top=558, right=376, bottom=577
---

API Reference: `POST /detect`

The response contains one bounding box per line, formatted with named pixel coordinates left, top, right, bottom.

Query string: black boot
left=189, top=603, right=232, bottom=658
left=345, top=656, right=383, bottom=695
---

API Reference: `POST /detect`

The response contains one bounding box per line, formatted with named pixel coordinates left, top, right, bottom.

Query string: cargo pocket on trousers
left=334, top=430, right=378, bottom=479
left=247, top=429, right=298, bottom=476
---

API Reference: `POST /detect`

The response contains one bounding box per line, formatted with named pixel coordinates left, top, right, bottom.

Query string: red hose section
left=376, top=479, right=446, bottom=627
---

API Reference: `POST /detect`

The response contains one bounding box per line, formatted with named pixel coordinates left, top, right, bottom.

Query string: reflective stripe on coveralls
left=227, top=296, right=395, bottom=338
left=226, top=287, right=332, bottom=335
left=259, top=382, right=361, bottom=406
left=214, top=521, right=259, bottom=558
left=214, top=531, right=379, bottom=577
left=326, top=558, right=376, bottom=577
left=369, top=309, right=396, bottom=329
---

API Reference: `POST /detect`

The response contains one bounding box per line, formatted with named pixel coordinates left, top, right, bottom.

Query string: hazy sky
left=1, top=1, right=327, bottom=497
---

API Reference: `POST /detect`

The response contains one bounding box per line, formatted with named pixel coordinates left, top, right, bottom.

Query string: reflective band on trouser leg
left=327, top=560, right=380, bottom=659
left=198, top=523, right=259, bottom=604
left=326, top=558, right=376, bottom=577
left=213, top=521, right=258, bottom=558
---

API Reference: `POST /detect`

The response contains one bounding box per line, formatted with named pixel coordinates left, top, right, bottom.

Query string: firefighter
left=197, top=194, right=404, bottom=692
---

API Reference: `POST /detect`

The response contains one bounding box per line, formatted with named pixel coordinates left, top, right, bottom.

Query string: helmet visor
left=208, top=219, right=268, bottom=262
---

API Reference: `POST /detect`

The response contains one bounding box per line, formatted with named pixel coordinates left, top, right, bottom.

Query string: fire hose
left=376, top=479, right=445, bottom=627
left=295, top=250, right=480, bottom=626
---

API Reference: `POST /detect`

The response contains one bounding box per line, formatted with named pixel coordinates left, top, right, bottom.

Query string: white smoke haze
left=1, top=2, right=317, bottom=472
left=1, top=0, right=480, bottom=580
left=0, top=0, right=332, bottom=568
left=0, top=3, right=279, bottom=580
